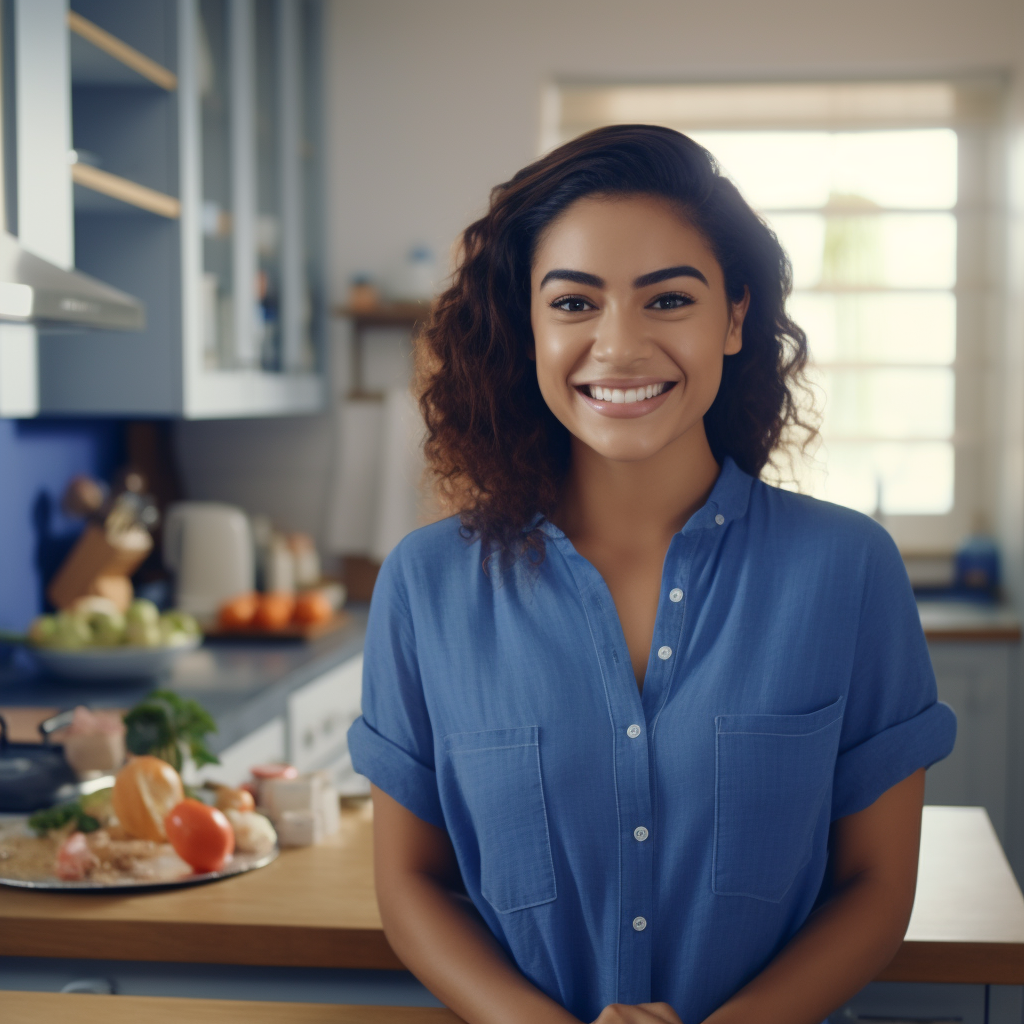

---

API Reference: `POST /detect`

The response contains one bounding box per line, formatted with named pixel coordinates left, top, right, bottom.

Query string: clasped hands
left=591, top=1002, right=683, bottom=1024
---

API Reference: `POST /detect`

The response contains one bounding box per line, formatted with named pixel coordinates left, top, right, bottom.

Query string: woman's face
left=530, top=193, right=748, bottom=464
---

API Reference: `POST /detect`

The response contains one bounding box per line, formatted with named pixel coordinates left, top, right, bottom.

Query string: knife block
left=47, top=523, right=152, bottom=611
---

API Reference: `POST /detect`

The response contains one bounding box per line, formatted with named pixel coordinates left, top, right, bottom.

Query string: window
left=542, top=81, right=1002, bottom=551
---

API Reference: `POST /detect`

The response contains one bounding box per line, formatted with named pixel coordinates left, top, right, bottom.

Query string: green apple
left=88, top=609, right=126, bottom=646
left=125, top=598, right=160, bottom=628
left=125, top=618, right=162, bottom=647
left=159, top=610, right=201, bottom=647
left=50, top=612, right=92, bottom=650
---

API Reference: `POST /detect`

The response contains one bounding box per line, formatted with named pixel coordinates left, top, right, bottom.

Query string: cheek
left=531, top=326, right=576, bottom=396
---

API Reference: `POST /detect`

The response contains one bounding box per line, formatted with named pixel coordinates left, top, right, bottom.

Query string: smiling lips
left=574, top=380, right=677, bottom=418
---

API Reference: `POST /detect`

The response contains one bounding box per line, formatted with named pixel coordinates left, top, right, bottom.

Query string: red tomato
left=164, top=799, right=235, bottom=874
left=254, top=592, right=295, bottom=631
left=293, top=590, right=333, bottom=626
left=219, top=593, right=259, bottom=631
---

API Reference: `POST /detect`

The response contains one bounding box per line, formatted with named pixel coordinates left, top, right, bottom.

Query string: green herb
left=123, top=690, right=219, bottom=773
left=28, top=801, right=100, bottom=835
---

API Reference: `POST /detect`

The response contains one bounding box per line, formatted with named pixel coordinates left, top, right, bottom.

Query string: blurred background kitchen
left=0, top=0, right=1023, bottom=1015
left=2, top=6, right=1024, bottom=788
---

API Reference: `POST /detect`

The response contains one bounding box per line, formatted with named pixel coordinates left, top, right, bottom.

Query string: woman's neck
left=555, top=423, right=721, bottom=551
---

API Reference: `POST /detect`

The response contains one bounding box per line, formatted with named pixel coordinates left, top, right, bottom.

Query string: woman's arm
left=702, top=768, right=926, bottom=1024
left=372, top=784, right=577, bottom=1024
left=372, top=785, right=682, bottom=1024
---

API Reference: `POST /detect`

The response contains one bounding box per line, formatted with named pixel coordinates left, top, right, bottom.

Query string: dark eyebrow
left=539, top=269, right=605, bottom=289
left=633, top=265, right=709, bottom=289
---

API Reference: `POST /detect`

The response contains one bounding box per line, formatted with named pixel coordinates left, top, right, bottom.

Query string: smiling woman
left=348, top=126, right=956, bottom=1024
left=416, top=126, right=814, bottom=563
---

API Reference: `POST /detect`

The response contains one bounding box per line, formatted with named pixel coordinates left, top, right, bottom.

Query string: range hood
left=0, top=230, right=144, bottom=331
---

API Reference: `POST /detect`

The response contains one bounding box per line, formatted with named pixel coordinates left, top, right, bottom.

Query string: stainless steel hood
left=0, top=230, right=145, bottom=331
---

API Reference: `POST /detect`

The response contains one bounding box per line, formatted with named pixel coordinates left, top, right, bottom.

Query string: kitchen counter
left=5, top=991, right=458, bottom=1023
left=0, top=597, right=1016, bottom=763
left=918, top=600, right=1022, bottom=643
left=0, top=610, right=368, bottom=755
left=1, top=802, right=1022, bottom=985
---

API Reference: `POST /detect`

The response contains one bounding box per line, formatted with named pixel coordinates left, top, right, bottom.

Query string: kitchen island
left=2, top=802, right=1024, bottom=1022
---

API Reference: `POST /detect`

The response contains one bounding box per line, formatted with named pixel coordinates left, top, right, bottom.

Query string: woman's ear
left=724, top=287, right=750, bottom=356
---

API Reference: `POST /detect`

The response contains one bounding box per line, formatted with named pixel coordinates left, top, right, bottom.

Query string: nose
left=590, top=303, right=652, bottom=368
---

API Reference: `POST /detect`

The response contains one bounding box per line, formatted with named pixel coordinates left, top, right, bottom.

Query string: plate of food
left=0, top=756, right=279, bottom=891
left=24, top=598, right=203, bottom=681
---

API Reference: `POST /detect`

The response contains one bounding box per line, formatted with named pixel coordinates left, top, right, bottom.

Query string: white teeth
left=585, top=382, right=669, bottom=402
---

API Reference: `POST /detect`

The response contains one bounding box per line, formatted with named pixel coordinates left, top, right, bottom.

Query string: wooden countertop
left=2, top=802, right=1023, bottom=985
left=4, top=991, right=459, bottom=1024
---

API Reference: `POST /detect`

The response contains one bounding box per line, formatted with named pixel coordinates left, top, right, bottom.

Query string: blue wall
left=0, top=418, right=123, bottom=632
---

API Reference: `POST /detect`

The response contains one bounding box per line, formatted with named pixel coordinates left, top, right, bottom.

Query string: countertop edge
left=0, top=917, right=404, bottom=970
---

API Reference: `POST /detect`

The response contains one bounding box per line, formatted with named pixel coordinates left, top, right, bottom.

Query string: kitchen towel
left=370, top=387, right=425, bottom=562
left=325, top=397, right=385, bottom=555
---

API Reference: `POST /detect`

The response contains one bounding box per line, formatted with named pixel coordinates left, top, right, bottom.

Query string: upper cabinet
left=37, top=0, right=326, bottom=418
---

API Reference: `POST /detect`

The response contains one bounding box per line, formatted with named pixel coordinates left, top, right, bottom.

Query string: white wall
left=325, top=0, right=1023, bottom=292
left=177, top=0, right=1024, bottom=578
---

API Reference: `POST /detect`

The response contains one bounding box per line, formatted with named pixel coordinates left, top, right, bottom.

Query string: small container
left=250, top=763, right=299, bottom=781
left=263, top=534, right=296, bottom=594
left=955, top=535, right=1000, bottom=596
left=404, top=245, right=436, bottom=300
left=348, top=276, right=379, bottom=313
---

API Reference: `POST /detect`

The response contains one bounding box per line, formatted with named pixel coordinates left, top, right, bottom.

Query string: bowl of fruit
left=26, top=598, right=202, bottom=681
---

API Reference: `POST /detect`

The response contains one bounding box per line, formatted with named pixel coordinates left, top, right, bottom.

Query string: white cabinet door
left=287, top=655, right=364, bottom=790
left=189, top=715, right=287, bottom=787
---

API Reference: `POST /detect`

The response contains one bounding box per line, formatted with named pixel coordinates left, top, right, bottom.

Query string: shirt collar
left=530, top=455, right=754, bottom=539
left=701, top=455, right=753, bottom=528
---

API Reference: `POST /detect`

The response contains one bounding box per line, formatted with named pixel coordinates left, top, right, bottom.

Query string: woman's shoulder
left=375, top=515, right=481, bottom=591
left=749, top=478, right=901, bottom=567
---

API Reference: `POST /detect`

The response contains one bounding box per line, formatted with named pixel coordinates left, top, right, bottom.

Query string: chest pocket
left=445, top=726, right=557, bottom=914
left=713, top=696, right=845, bottom=903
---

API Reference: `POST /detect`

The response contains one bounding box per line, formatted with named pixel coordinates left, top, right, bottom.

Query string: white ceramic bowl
left=29, top=637, right=202, bottom=681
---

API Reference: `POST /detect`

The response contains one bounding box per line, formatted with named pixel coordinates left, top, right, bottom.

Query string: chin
left=577, top=430, right=675, bottom=463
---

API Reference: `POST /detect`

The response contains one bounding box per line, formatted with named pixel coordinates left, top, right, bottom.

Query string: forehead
left=532, top=193, right=720, bottom=281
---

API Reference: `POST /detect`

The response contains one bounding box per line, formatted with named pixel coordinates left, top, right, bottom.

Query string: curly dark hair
left=418, top=124, right=815, bottom=559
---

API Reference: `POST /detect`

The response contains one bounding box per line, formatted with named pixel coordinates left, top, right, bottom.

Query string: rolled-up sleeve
left=347, top=547, right=445, bottom=829
left=831, top=526, right=957, bottom=820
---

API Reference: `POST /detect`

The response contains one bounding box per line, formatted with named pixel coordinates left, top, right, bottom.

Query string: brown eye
left=648, top=293, right=693, bottom=310
left=552, top=295, right=594, bottom=313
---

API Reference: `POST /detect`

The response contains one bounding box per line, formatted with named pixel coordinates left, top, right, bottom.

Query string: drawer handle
left=60, top=978, right=116, bottom=995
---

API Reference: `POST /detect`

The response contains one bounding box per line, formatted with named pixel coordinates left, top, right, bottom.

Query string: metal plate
left=27, top=637, right=201, bottom=681
left=0, top=819, right=278, bottom=891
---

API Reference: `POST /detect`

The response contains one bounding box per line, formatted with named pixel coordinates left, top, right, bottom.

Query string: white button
left=715, top=513, right=725, bottom=525
left=657, top=645, right=672, bottom=660
left=632, top=916, right=647, bottom=931
left=626, top=724, right=642, bottom=739
left=669, top=588, right=683, bottom=603
left=633, top=826, right=649, bottom=842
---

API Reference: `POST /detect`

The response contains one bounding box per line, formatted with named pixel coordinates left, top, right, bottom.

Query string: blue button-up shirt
left=349, top=457, right=956, bottom=1023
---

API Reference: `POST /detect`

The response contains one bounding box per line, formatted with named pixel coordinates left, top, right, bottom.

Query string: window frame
left=540, top=79, right=1006, bottom=553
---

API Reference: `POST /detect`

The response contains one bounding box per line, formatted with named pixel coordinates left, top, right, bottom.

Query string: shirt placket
left=552, top=508, right=723, bottom=1008
left=585, top=539, right=696, bottom=1006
